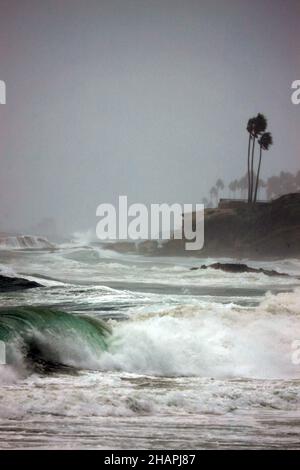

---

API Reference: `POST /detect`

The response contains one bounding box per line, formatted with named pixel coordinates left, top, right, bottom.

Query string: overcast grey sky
left=0, top=0, right=299, bottom=234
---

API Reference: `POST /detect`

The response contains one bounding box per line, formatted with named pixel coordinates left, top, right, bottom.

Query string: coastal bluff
left=163, top=192, right=300, bottom=259
left=106, top=193, right=300, bottom=260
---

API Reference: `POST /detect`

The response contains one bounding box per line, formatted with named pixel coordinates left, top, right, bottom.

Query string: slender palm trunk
left=254, top=146, right=262, bottom=203
left=247, top=134, right=252, bottom=202
left=250, top=136, right=256, bottom=202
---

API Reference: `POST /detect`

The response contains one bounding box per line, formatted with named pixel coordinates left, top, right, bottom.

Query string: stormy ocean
left=0, top=236, right=300, bottom=449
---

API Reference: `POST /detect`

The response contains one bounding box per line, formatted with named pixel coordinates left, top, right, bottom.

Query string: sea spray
left=97, top=289, right=300, bottom=379
left=0, top=307, right=111, bottom=373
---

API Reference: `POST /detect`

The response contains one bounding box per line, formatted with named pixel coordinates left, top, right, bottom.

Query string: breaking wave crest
left=97, top=288, right=300, bottom=379
left=0, top=307, right=111, bottom=373
left=1, top=289, right=299, bottom=381
left=0, top=235, right=55, bottom=250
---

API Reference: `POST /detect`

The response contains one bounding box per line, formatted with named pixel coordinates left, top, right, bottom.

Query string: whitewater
left=0, top=236, right=300, bottom=449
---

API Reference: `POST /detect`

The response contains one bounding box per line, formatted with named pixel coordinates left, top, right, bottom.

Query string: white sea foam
left=97, top=288, right=300, bottom=379
left=0, top=263, right=18, bottom=277
left=4, top=289, right=299, bottom=381
left=0, top=366, right=19, bottom=385
left=1, top=244, right=300, bottom=449
left=0, top=235, right=54, bottom=250
left=0, top=371, right=299, bottom=421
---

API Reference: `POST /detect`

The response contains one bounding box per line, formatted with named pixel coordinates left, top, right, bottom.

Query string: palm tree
left=228, top=180, right=235, bottom=198
left=236, top=179, right=242, bottom=198
left=247, top=113, right=267, bottom=202
left=209, top=186, right=218, bottom=206
left=251, top=114, right=267, bottom=201
left=215, top=178, right=224, bottom=202
left=253, top=132, right=273, bottom=203
left=234, top=179, right=239, bottom=198
left=239, top=174, right=248, bottom=199
left=216, top=179, right=224, bottom=195
left=246, top=117, right=256, bottom=202
left=228, top=179, right=239, bottom=198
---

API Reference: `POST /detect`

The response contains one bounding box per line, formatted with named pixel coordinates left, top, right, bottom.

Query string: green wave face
left=0, top=307, right=111, bottom=372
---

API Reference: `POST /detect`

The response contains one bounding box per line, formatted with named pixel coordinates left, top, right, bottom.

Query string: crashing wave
left=0, top=307, right=111, bottom=373
left=0, top=235, right=55, bottom=250
left=97, top=288, right=300, bottom=379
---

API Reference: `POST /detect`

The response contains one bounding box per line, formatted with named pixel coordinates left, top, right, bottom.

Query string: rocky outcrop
left=0, top=274, right=42, bottom=292
left=191, top=263, right=290, bottom=277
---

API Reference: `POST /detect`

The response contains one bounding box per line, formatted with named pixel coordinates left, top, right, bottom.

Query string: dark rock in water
left=191, top=263, right=290, bottom=277
left=0, top=274, right=42, bottom=292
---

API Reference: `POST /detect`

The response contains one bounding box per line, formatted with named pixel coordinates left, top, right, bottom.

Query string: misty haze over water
left=0, top=0, right=299, bottom=235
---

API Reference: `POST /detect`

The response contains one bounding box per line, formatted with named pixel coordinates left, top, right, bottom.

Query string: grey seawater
left=0, top=242, right=300, bottom=449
